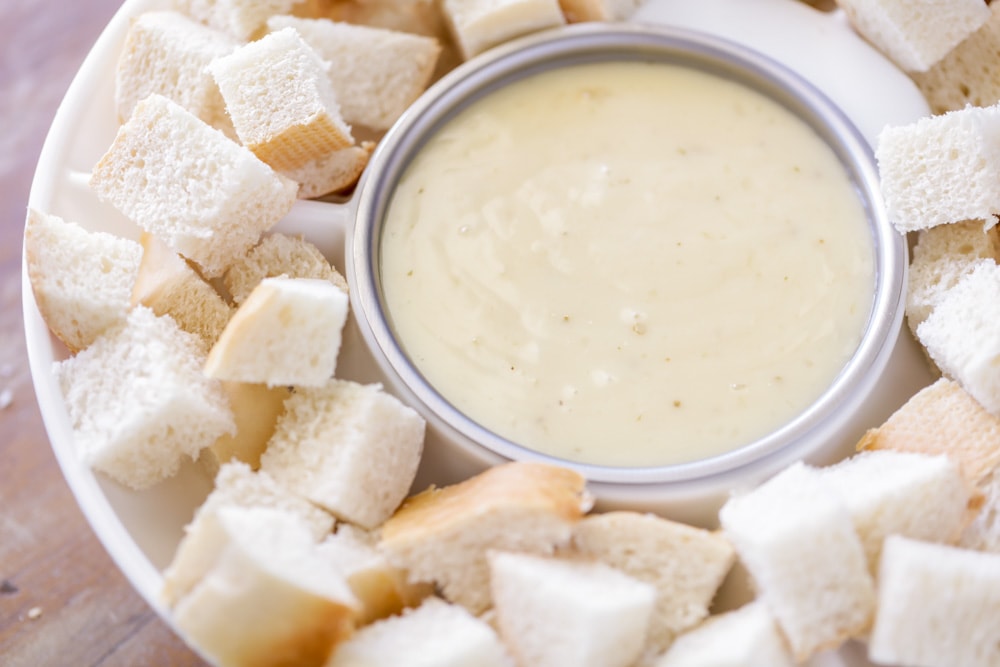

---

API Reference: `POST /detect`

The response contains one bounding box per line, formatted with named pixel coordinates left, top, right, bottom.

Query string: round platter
left=23, top=0, right=935, bottom=665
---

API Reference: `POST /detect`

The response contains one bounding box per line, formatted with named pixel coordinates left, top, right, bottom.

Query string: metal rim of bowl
left=350, top=22, right=905, bottom=485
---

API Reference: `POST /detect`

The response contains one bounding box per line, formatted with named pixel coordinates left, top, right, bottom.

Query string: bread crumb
left=27, top=607, right=42, bottom=620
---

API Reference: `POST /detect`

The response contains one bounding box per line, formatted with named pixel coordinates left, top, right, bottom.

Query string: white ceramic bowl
left=24, top=0, right=934, bottom=664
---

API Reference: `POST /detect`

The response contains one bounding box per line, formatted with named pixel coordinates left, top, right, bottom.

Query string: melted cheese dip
left=380, top=61, right=874, bottom=467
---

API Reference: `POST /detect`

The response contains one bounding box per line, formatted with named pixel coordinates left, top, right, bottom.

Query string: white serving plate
left=23, top=0, right=934, bottom=664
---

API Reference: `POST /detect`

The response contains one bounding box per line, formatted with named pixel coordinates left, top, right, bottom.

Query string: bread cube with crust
left=558, top=0, right=645, bottom=22
left=223, top=233, right=347, bottom=306
left=441, top=0, right=565, bottom=60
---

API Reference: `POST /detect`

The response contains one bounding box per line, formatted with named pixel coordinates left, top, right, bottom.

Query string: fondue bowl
left=348, top=22, right=927, bottom=524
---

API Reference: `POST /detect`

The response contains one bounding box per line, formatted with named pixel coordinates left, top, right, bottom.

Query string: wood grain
left=0, top=1, right=206, bottom=664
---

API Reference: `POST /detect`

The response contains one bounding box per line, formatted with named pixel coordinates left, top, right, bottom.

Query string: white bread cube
left=223, top=232, right=347, bottom=306
left=131, top=232, right=232, bottom=351
left=962, top=466, right=1000, bottom=552
left=176, top=0, right=308, bottom=40
left=171, top=506, right=357, bottom=667
left=869, top=536, right=1000, bottom=667
left=917, top=261, right=1000, bottom=415
left=114, top=10, right=238, bottom=133
left=379, top=462, right=591, bottom=614
left=822, top=450, right=975, bottom=572
left=718, top=462, right=875, bottom=661
left=558, top=0, right=645, bottom=22
left=267, top=16, right=441, bottom=131
left=911, top=4, right=1000, bottom=113
left=161, top=461, right=335, bottom=606
left=23, top=209, right=141, bottom=354
left=570, top=511, right=735, bottom=654
left=209, top=28, right=354, bottom=173
left=836, top=0, right=989, bottom=72
left=284, top=142, right=374, bottom=199
left=260, top=379, right=425, bottom=529
left=55, top=307, right=235, bottom=489
left=654, top=601, right=795, bottom=667
left=202, top=381, right=291, bottom=474
left=90, top=94, right=298, bottom=279
left=204, top=276, right=349, bottom=387
left=327, top=597, right=513, bottom=667
left=441, top=0, right=566, bottom=60
left=858, top=377, right=1000, bottom=486
left=488, top=551, right=655, bottom=667
left=318, top=525, right=432, bottom=624
left=906, top=220, right=1000, bottom=335
left=876, top=105, right=1000, bottom=232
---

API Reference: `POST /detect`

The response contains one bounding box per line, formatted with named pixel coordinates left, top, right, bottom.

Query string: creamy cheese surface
left=380, top=61, right=874, bottom=467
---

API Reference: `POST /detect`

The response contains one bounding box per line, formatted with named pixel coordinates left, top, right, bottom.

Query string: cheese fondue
left=380, top=60, right=874, bottom=467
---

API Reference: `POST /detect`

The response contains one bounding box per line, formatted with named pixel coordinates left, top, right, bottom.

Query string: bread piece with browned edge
left=56, top=306, right=235, bottom=489
left=223, top=233, right=347, bottom=305
left=284, top=142, right=374, bottom=199
left=558, top=0, right=645, bottom=22
left=23, top=208, right=141, bottom=354
left=171, top=506, right=357, bottom=667
left=835, top=0, right=989, bottom=72
left=868, top=536, right=1000, bottom=667
left=90, top=94, right=298, bottom=279
left=569, top=511, right=735, bottom=657
left=441, top=0, right=565, bottom=60
left=162, top=461, right=336, bottom=607
left=379, top=462, right=592, bottom=614
left=718, top=462, right=875, bottom=662
left=261, top=379, right=425, bottom=529
left=131, top=232, right=232, bottom=351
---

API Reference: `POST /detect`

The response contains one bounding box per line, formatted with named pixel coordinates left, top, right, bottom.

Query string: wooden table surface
left=0, top=1, right=206, bottom=664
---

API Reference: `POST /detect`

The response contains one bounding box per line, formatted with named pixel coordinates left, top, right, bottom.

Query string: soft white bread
left=378, top=462, right=592, bottom=614
left=654, top=601, right=795, bottom=667
left=917, top=261, right=1000, bottom=416
left=209, top=28, right=354, bottom=173
left=162, top=461, right=336, bottom=606
left=558, top=0, right=645, bottom=22
left=284, top=142, right=374, bottom=199
left=835, top=0, right=989, bottom=72
left=266, top=16, right=441, bottom=131
left=23, top=208, right=141, bottom=354
left=718, top=462, right=875, bottom=661
left=858, top=377, right=1000, bottom=485
left=55, top=306, right=235, bottom=489
left=174, top=0, right=309, bottom=40
left=171, top=506, right=357, bottom=667
left=204, top=276, right=349, bottom=387
left=224, top=233, right=347, bottom=305
left=260, top=379, right=425, bottom=529
left=318, top=525, right=432, bottom=624
left=202, top=381, right=291, bottom=474
left=875, top=105, right=1000, bottom=232
left=821, top=450, right=976, bottom=573
left=868, top=535, right=1000, bottom=667
left=90, top=94, right=298, bottom=279
left=905, top=220, right=1000, bottom=336
left=326, top=597, right=513, bottom=667
left=962, top=466, right=1000, bottom=552
left=569, top=511, right=735, bottom=655
left=441, top=0, right=566, bottom=60
left=488, top=551, right=655, bottom=667
left=114, top=10, right=238, bottom=134
left=131, top=232, right=233, bottom=351
left=911, top=4, right=1000, bottom=113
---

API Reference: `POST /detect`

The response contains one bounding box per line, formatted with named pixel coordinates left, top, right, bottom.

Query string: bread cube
left=917, top=262, right=1000, bottom=416
left=56, top=307, right=235, bottom=489
left=869, top=536, right=1000, bottom=667
left=24, top=209, right=141, bottom=353
left=327, top=598, right=513, bottom=667
left=489, top=551, right=655, bottom=667
left=91, top=94, right=298, bottom=278
left=209, top=28, right=354, bottom=172
left=558, top=0, right=645, bottom=22
left=441, top=0, right=565, bottom=60
left=876, top=105, right=1000, bottom=232
left=379, top=462, right=591, bottom=614
left=284, top=142, right=374, bottom=199
left=718, top=462, right=875, bottom=661
left=260, top=379, right=425, bottom=529
left=176, top=0, right=309, bottom=40
left=204, top=276, right=349, bottom=387
left=114, top=10, right=238, bottom=134
left=223, top=233, right=347, bottom=306
left=267, top=16, right=441, bottom=131
left=837, top=0, right=989, bottom=72
left=570, top=511, right=735, bottom=654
